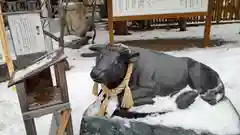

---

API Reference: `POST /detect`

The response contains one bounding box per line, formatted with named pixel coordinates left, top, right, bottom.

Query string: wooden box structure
left=8, top=48, right=73, bottom=135
left=107, top=0, right=214, bottom=47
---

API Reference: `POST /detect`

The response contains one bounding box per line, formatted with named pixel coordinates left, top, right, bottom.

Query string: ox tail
left=214, top=78, right=225, bottom=103
left=200, top=78, right=225, bottom=105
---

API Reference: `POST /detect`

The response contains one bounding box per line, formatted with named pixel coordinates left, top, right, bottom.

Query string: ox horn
left=89, top=43, right=108, bottom=51
left=81, top=43, right=108, bottom=57
left=81, top=52, right=99, bottom=57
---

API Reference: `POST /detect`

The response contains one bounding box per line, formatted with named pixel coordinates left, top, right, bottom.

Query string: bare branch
left=58, top=0, right=69, bottom=48
left=43, top=30, right=60, bottom=42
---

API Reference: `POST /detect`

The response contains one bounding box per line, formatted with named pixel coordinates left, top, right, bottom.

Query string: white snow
left=12, top=51, right=66, bottom=83
left=125, top=87, right=240, bottom=135
left=1, top=23, right=240, bottom=135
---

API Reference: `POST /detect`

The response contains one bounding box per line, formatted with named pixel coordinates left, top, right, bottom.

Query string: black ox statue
left=83, top=43, right=225, bottom=118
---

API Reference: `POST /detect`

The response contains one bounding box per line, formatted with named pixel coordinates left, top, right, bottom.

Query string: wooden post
left=203, top=0, right=213, bottom=48
left=54, top=61, right=73, bottom=135
left=107, top=0, right=114, bottom=45
left=16, top=83, right=37, bottom=135
left=0, top=4, right=14, bottom=75
left=56, top=109, right=72, bottom=135
left=0, top=4, right=16, bottom=91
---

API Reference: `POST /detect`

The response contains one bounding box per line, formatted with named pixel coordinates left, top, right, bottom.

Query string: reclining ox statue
left=86, top=43, right=225, bottom=118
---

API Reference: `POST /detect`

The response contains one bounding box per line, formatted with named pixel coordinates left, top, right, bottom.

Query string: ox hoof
left=175, top=91, right=198, bottom=109
left=201, top=94, right=217, bottom=105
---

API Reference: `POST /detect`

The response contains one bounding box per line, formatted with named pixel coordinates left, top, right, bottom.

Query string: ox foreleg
left=175, top=91, right=198, bottom=109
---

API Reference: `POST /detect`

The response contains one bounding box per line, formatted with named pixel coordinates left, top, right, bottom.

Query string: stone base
left=79, top=116, right=215, bottom=135
left=79, top=98, right=240, bottom=135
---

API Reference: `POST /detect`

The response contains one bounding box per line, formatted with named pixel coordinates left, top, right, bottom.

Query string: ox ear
left=129, top=52, right=140, bottom=62
left=89, top=44, right=107, bottom=52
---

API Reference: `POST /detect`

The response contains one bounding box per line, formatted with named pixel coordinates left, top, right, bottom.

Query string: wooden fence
left=0, top=1, right=41, bottom=12
left=150, top=0, right=240, bottom=25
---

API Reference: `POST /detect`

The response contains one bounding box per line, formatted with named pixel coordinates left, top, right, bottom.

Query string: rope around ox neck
left=92, top=63, right=134, bottom=116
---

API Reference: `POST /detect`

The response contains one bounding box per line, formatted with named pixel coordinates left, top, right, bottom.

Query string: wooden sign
left=107, top=0, right=213, bottom=47
left=7, top=11, right=48, bottom=56
left=112, top=0, right=208, bottom=16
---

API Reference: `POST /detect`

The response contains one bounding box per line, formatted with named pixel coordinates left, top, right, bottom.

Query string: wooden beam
left=43, top=30, right=60, bottom=42
left=56, top=109, right=72, bottom=135
left=23, top=103, right=70, bottom=120
left=54, top=60, right=73, bottom=135
left=0, top=4, right=14, bottom=76
left=112, top=12, right=208, bottom=22
left=16, top=83, right=37, bottom=135
left=107, top=0, right=114, bottom=45
left=203, top=0, right=214, bottom=48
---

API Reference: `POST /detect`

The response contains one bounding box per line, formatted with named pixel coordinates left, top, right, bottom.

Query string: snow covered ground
left=1, top=23, right=240, bottom=135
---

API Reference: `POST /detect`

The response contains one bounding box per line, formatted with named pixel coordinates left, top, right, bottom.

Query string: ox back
left=127, top=46, right=189, bottom=96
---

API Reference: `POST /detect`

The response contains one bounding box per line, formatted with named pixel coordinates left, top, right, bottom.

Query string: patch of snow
left=129, top=88, right=194, bottom=113
left=121, top=93, right=240, bottom=135
left=51, top=33, right=81, bottom=49
left=132, top=97, right=240, bottom=135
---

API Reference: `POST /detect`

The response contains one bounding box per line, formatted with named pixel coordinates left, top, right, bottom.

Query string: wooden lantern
left=8, top=48, right=73, bottom=135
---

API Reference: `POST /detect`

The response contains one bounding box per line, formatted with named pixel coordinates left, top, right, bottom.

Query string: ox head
left=89, top=44, right=140, bottom=87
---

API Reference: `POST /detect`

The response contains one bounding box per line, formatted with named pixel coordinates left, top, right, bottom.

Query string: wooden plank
left=54, top=61, right=73, bottom=135
left=203, top=0, right=214, bottom=48
left=107, top=0, right=114, bottom=45
left=8, top=48, right=67, bottom=87
left=15, top=82, right=37, bottom=135
left=29, top=100, right=63, bottom=111
left=216, top=0, right=223, bottom=23
left=236, top=0, right=240, bottom=20
left=0, top=4, right=14, bottom=76
left=23, top=102, right=71, bottom=120
left=56, top=109, right=72, bottom=135
left=112, top=12, right=208, bottom=21
left=223, top=0, right=228, bottom=20
left=55, top=62, right=69, bottom=102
